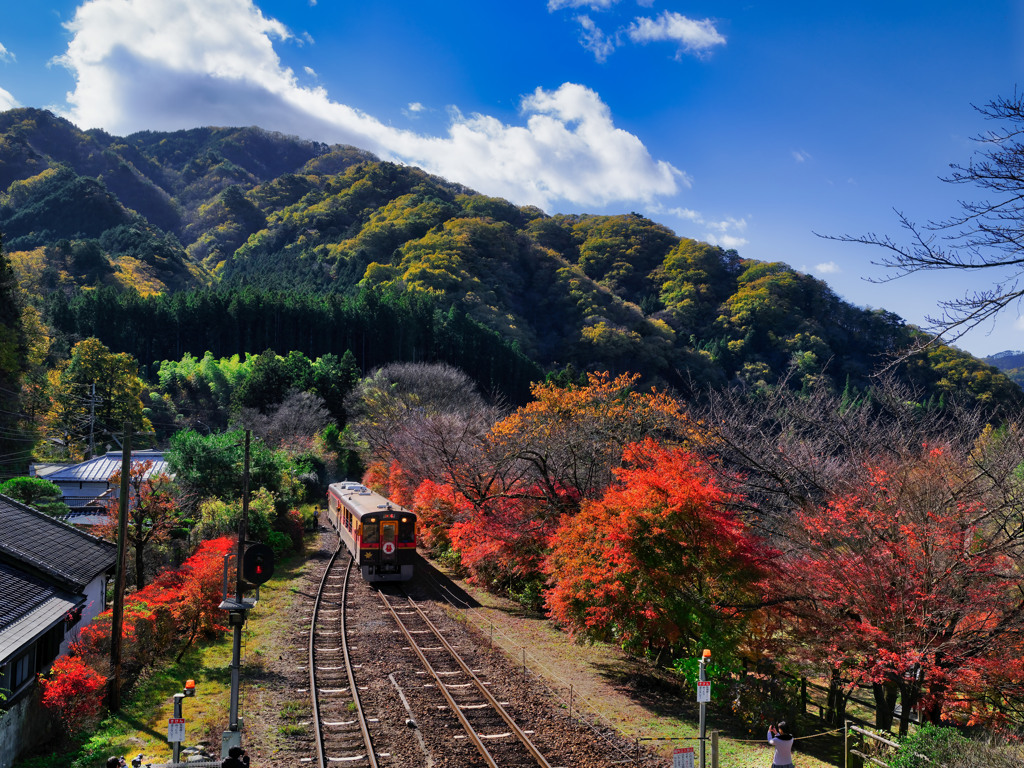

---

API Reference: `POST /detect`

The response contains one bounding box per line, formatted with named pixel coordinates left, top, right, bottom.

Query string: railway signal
left=242, top=543, right=275, bottom=585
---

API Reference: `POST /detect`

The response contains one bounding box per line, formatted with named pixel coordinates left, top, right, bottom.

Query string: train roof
left=328, top=482, right=411, bottom=518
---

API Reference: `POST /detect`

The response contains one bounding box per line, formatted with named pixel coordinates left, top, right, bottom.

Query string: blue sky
left=1, top=1, right=1023, bottom=357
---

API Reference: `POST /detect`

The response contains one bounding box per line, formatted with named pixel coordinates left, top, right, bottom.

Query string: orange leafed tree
left=487, top=372, right=696, bottom=512
left=71, top=536, right=234, bottom=685
left=546, top=438, right=771, bottom=662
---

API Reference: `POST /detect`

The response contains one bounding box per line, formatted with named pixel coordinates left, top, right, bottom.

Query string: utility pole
left=88, top=382, right=96, bottom=459
left=222, top=429, right=252, bottom=757
left=235, top=431, right=250, bottom=603
left=108, top=422, right=132, bottom=711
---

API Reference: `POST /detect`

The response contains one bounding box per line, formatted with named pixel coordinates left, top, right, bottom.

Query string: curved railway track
left=377, top=586, right=555, bottom=768
left=309, top=548, right=379, bottom=768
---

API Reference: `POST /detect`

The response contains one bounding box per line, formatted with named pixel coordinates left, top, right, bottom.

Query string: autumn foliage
left=546, top=439, right=770, bottom=661
left=59, top=536, right=235, bottom=712
left=38, top=655, right=107, bottom=737
left=781, top=446, right=1024, bottom=729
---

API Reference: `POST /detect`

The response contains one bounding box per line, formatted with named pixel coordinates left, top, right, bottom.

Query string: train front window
left=362, top=520, right=379, bottom=544
left=399, top=518, right=415, bottom=543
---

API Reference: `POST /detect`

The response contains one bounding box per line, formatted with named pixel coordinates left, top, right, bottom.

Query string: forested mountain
left=1, top=107, right=1018, bottom=408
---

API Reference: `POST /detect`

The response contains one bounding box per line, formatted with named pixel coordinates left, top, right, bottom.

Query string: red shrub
left=39, top=656, right=107, bottom=737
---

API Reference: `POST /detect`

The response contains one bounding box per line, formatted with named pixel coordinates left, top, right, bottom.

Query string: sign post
left=698, top=649, right=711, bottom=768
left=169, top=691, right=186, bottom=764
left=673, top=746, right=696, bottom=768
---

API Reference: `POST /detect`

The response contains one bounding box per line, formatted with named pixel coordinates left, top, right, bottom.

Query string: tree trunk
left=135, top=540, right=146, bottom=590
left=872, top=680, right=898, bottom=730
left=896, top=680, right=921, bottom=737
left=825, top=668, right=847, bottom=725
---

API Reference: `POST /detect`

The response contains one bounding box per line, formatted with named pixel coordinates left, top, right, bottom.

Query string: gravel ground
left=236, top=530, right=837, bottom=768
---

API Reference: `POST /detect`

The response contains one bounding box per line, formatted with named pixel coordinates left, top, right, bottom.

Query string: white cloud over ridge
left=55, top=0, right=682, bottom=210
left=651, top=204, right=748, bottom=250
left=0, top=85, right=19, bottom=111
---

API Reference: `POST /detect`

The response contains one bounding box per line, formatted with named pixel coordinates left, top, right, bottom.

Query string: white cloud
left=712, top=233, right=748, bottom=249
left=704, top=216, right=747, bottom=249
left=0, top=84, right=19, bottom=110
left=548, top=0, right=619, bottom=10
left=627, top=11, right=726, bottom=58
left=814, top=261, right=841, bottom=274
left=55, top=0, right=682, bottom=210
left=0, top=43, right=14, bottom=63
left=575, top=15, right=617, bottom=62
left=792, top=149, right=811, bottom=163
left=650, top=204, right=748, bottom=249
left=303, top=66, right=317, bottom=78
left=407, top=102, right=426, bottom=113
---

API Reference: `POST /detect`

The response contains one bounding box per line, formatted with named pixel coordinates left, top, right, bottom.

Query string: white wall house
left=0, top=494, right=117, bottom=768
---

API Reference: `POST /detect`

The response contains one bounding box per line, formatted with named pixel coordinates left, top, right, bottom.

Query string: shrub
left=39, top=656, right=107, bottom=737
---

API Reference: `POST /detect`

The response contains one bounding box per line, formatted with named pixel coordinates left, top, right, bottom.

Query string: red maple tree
left=546, top=438, right=771, bottom=662
left=781, top=446, right=1024, bottom=731
left=100, top=459, right=184, bottom=589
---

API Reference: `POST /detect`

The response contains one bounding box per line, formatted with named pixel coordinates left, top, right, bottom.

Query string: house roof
left=0, top=493, right=117, bottom=592
left=44, top=450, right=170, bottom=485
left=0, top=561, right=80, bottom=663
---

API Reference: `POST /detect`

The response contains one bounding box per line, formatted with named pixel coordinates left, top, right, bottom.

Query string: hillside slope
left=0, top=107, right=1018, bottom=408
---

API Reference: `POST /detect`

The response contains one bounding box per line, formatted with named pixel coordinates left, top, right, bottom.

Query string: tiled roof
left=45, top=450, right=170, bottom=484
left=0, top=561, right=80, bottom=662
left=0, top=494, right=117, bottom=592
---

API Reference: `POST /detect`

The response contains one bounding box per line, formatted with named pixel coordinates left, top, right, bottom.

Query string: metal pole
left=235, top=431, right=250, bottom=602
left=228, top=614, right=243, bottom=730
left=109, top=423, right=132, bottom=711
left=699, top=655, right=707, bottom=768
left=172, top=693, right=184, bottom=764
left=228, top=430, right=250, bottom=734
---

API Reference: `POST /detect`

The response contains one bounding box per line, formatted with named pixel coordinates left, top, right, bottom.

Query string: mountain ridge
left=0, top=107, right=1019, bottom=409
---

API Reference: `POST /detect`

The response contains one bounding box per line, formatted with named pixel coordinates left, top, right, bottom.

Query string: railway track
left=309, top=548, right=379, bottom=768
left=377, top=586, right=555, bottom=768
left=307, top=534, right=620, bottom=766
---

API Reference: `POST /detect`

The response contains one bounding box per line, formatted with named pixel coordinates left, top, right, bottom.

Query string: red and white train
left=325, top=481, right=417, bottom=581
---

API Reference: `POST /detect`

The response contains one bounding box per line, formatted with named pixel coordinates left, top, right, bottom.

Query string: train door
left=380, top=521, right=399, bottom=572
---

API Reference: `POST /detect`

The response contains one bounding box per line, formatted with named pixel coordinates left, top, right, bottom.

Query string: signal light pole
left=220, top=430, right=254, bottom=758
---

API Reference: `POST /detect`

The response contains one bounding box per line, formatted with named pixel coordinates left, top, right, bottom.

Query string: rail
left=309, top=546, right=377, bottom=768
left=378, top=589, right=554, bottom=768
